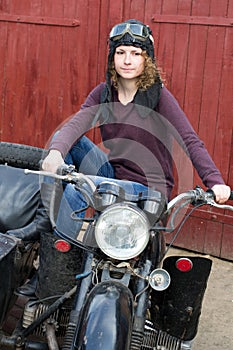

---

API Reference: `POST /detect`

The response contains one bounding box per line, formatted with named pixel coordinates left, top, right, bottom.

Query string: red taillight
left=54, top=239, right=71, bottom=253
left=176, top=258, right=193, bottom=272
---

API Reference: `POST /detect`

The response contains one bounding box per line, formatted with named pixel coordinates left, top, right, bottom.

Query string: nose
left=124, top=52, right=132, bottom=65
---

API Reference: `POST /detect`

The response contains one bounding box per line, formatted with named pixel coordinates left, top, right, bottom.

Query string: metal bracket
left=0, top=13, right=80, bottom=27
left=152, top=14, right=233, bottom=27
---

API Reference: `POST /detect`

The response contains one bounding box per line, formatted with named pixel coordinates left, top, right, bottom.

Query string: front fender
left=74, top=281, right=134, bottom=350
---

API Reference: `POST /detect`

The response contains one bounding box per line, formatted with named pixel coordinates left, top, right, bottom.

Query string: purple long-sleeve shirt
left=50, top=83, right=225, bottom=197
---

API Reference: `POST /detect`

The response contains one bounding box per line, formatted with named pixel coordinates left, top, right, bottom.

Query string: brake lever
left=24, top=168, right=66, bottom=180
left=191, top=187, right=233, bottom=211
left=205, top=198, right=233, bottom=211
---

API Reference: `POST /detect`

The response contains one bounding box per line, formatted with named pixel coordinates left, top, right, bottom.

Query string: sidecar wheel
left=0, top=142, right=48, bottom=170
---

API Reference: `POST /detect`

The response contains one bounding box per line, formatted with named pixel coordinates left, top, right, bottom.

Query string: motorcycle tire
left=0, top=142, right=48, bottom=170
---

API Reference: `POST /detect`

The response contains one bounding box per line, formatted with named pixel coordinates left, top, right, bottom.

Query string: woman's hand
left=211, top=184, right=231, bottom=204
left=42, top=150, right=64, bottom=173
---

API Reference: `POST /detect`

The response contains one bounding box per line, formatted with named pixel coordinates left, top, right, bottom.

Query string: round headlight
left=95, top=203, right=150, bottom=260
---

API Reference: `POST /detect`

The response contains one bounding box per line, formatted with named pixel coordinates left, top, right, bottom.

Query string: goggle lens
left=110, top=23, right=149, bottom=41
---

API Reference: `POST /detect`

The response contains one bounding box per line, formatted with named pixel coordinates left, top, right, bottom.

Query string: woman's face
left=113, top=45, right=145, bottom=80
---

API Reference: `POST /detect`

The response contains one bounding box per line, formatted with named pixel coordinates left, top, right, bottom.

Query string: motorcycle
left=0, top=142, right=232, bottom=350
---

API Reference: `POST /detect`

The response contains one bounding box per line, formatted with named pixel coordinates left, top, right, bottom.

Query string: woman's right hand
left=42, top=150, right=64, bottom=173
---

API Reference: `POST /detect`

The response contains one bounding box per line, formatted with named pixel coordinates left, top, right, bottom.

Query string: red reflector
left=176, top=258, right=193, bottom=272
left=54, top=240, right=71, bottom=253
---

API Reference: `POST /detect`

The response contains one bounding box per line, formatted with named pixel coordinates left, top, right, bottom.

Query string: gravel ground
left=168, top=248, right=233, bottom=350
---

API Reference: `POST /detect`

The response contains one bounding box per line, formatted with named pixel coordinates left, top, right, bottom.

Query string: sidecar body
left=0, top=233, right=18, bottom=326
left=0, top=164, right=41, bottom=327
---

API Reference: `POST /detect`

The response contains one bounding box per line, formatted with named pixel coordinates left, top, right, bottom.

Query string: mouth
left=121, top=68, right=134, bottom=72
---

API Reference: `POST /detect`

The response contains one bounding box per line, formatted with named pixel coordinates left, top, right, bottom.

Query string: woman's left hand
left=211, top=184, right=231, bottom=204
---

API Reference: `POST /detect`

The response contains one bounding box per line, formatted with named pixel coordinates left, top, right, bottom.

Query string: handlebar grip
left=207, top=189, right=233, bottom=201
left=206, top=188, right=215, bottom=199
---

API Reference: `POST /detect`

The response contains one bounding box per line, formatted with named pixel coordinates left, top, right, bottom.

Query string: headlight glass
left=95, top=204, right=150, bottom=260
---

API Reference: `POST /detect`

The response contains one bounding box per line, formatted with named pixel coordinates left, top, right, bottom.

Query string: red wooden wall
left=0, top=0, right=232, bottom=259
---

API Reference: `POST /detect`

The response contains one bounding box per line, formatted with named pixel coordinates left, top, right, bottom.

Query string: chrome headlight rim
left=95, top=203, right=150, bottom=260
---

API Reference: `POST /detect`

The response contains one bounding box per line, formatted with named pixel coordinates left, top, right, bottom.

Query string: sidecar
left=0, top=164, right=41, bottom=328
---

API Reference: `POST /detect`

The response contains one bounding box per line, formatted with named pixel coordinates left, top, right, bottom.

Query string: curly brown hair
left=109, top=51, right=162, bottom=90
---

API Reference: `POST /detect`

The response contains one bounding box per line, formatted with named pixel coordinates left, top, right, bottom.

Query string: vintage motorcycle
left=0, top=142, right=232, bottom=350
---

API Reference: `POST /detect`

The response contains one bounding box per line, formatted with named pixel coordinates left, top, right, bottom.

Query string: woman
left=9, top=19, right=230, bottom=297
left=42, top=19, right=230, bottom=204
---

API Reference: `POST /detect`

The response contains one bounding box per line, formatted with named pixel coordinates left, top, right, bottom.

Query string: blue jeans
left=56, top=136, right=148, bottom=237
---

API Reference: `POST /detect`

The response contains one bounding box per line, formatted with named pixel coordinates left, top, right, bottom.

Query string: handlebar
left=167, top=186, right=233, bottom=212
left=25, top=166, right=97, bottom=192
left=24, top=166, right=233, bottom=212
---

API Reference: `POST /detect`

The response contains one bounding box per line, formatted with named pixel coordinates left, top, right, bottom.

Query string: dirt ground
left=169, top=248, right=233, bottom=350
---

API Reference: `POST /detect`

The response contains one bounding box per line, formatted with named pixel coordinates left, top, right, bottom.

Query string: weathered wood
left=0, top=0, right=232, bottom=259
left=221, top=223, right=233, bottom=260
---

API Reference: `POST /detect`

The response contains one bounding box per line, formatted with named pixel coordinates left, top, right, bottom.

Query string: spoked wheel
left=0, top=142, right=48, bottom=170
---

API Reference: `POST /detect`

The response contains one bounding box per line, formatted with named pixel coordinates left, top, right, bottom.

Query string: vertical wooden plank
left=213, top=4, right=233, bottom=186
left=156, top=0, right=179, bottom=88
left=38, top=1, right=64, bottom=146
left=85, top=0, right=102, bottom=143
left=198, top=0, right=228, bottom=164
left=227, top=135, right=233, bottom=186
left=168, top=1, right=193, bottom=196
left=2, top=22, right=28, bottom=143
left=181, top=0, right=211, bottom=189
left=203, top=220, right=222, bottom=257
left=122, top=0, right=132, bottom=19
left=108, top=0, right=124, bottom=27
left=145, top=0, right=163, bottom=62
left=59, top=25, right=81, bottom=121
left=62, top=0, right=83, bottom=111
left=2, top=1, right=33, bottom=143
left=96, top=0, right=109, bottom=83
left=0, top=0, right=10, bottom=12
left=170, top=0, right=192, bottom=107
left=0, top=17, right=8, bottom=141
left=128, top=0, right=145, bottom=20
left=23, top=1, right=48, bottom=146
left=23, top=25, right=43, bottom=145
left=220, top=223, right=233, bottom=260
left=98, top=0, right=110, bottom=84
left=217, top=0, right=233, bottom=260
left=197, top=27, right=225, bottom=156
left=86, top=0, right=102, bottom=89
left=183, top=1, right=210, bottom=132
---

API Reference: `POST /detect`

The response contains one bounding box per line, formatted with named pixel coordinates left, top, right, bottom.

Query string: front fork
left=68, top=253, right=153, bottom=350
left=130, top=259, right=152, bottom=348
left=62, top=251, right=94, bottom=349
left=64, top=232, right=164, bottom=350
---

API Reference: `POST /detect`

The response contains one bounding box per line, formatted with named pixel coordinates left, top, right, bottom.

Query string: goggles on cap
left=109, top=23, right=150, bottom=42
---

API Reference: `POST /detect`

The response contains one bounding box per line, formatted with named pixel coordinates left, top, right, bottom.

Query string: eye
left=131, top=50, right=142, bottom=56
left=116, top=50, right=124, bottom=55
